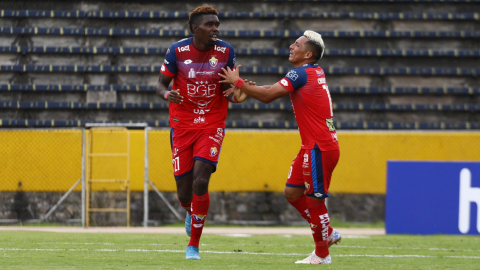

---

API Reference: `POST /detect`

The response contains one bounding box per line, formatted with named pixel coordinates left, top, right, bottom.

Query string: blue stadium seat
left=1, top=46, right=479, bottom=57
left=1, top=27, right=479, bottom=38
left=1, top=10, right=478, bottom=20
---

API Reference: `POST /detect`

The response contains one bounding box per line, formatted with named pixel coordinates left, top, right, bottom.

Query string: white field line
left=34, top=242, right=480, bottom=253
left=1, top=248, right=480, bottom=259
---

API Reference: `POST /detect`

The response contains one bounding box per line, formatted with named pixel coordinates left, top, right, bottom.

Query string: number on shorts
left=173, top=156, right=180, bottom=172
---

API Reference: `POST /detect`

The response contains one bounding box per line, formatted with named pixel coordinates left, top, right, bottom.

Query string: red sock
left=287, top=194, right=311, bottom=223
left=177, top=195, right=192, bottom=215
left=188, top=192, right=210, bottom=247
left=306, top=197, right=330, bottom=258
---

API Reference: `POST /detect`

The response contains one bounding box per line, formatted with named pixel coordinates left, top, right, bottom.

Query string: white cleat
left=295, top=253, right=332, bottom=264
left=328, top=228, right=342, bottom=247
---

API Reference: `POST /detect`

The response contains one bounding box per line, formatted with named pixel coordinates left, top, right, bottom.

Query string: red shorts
left=286, top=147, right=340, bottom=199
left=170, top=127, right=225, bottom=179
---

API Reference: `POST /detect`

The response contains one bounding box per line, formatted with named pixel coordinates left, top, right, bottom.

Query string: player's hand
left=218, top=65, right=241, bottom=85
left=233, top=86, right=248, bottom=103
left=223, top=79, right=254, bottom=97
left=167, top=89, right=183, bottom=104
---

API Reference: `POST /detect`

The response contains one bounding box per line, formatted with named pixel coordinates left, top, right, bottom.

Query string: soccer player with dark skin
left=156, top=5, right=246, bottom=260
left=219, top=31, right=341, bottom=265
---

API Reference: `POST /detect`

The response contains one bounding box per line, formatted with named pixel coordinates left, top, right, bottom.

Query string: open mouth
left=211, top=34, right=218, bottom=41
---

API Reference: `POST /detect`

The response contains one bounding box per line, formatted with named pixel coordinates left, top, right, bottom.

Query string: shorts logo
left=305, top=182, right=310, bottom=191
left=192, top=214, right=206, bottom=222
left=314, top=193, right=323, bottom=198
left=193, top=224, right=203, bottom=228
left=310, top=223, right=317, bottom=228
left=280, top=79, right=289, bottom=87
left=210, top=146, right=218, bottom=157
left=209, top=56, right=218, bottom=68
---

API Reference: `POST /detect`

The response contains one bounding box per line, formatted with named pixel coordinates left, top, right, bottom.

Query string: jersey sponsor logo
left=280, top=79, right=289, bottom=87
left=326, top=118, right=336, bottom=131
left=214, top=45, right=226, bottom=53
left=192, top=214, right=206, bottom=222
left=178, top=45, right=190, bottom=52
left=217, top=128, right=223, bottom=138
left=189, top=98, right=214, bottom=109
left=196, top=71, right=215, bottom=75
left=286, top=70, right=298, bottom=81
left=187, top=81, right=217, bottom=98
left=318, top=78, right=326, bottom=84
left=194, top=116, right=205, bottom=124
left=316, top=70, right=325, bottom=76
left=184, top=59, right=193, bottom=64
left=188, top=68, right=195, bottom=78
left=209, top=56, right=218, bottom=68
left=210, top=146, right=218, bottom=157
left=193, top=109, right=209, bottom=114
left=173, top=118, right=179, bottom=122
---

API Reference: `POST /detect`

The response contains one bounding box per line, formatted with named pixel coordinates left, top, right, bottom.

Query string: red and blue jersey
left=161, top=38, right=235, bottom=129
left=279, top=63, right=339, bottom=151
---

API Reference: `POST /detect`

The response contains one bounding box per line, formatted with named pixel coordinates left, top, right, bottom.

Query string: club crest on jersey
left=209, top=56, right=218, bottom=68
left=210, top=146, right=218, bottom=157
left=192, top=214, right=206, bottom=222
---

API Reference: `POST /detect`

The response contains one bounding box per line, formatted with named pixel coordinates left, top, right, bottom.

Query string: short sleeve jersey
left=279, top=63, right=339, bottom=151
left=161, top=38, right=235, bottom=129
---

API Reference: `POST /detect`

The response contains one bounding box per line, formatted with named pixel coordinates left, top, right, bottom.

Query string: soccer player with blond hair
left=219, top=30, right=341, bottom=265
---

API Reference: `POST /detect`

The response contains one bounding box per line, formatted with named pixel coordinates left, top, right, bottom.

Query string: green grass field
left=0, top=230, right=479, bottom=269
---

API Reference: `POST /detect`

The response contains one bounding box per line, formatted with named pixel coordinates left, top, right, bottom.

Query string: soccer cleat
left=185, top=212, right=191, bottom=237
left=185, top=245, right=201, bottom=260
left=295, top=254, right=332, bottom=264
left=328, top=228, right=342, bottom=247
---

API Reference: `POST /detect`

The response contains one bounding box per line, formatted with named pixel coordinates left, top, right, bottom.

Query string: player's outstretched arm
left=156, top=73, right=183, bottom=104
left=219, top=65, right=290, bottom=103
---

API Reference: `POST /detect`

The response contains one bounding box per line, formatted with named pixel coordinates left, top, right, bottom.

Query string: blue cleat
left=185, top=212, right=191, bottom=237
left=185, top=245, right=201, bottom=260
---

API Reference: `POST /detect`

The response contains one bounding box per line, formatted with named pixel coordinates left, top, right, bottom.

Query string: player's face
left=288, top=36, right=309, bottom=65
left=194, top=15, right=220, bottom=47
